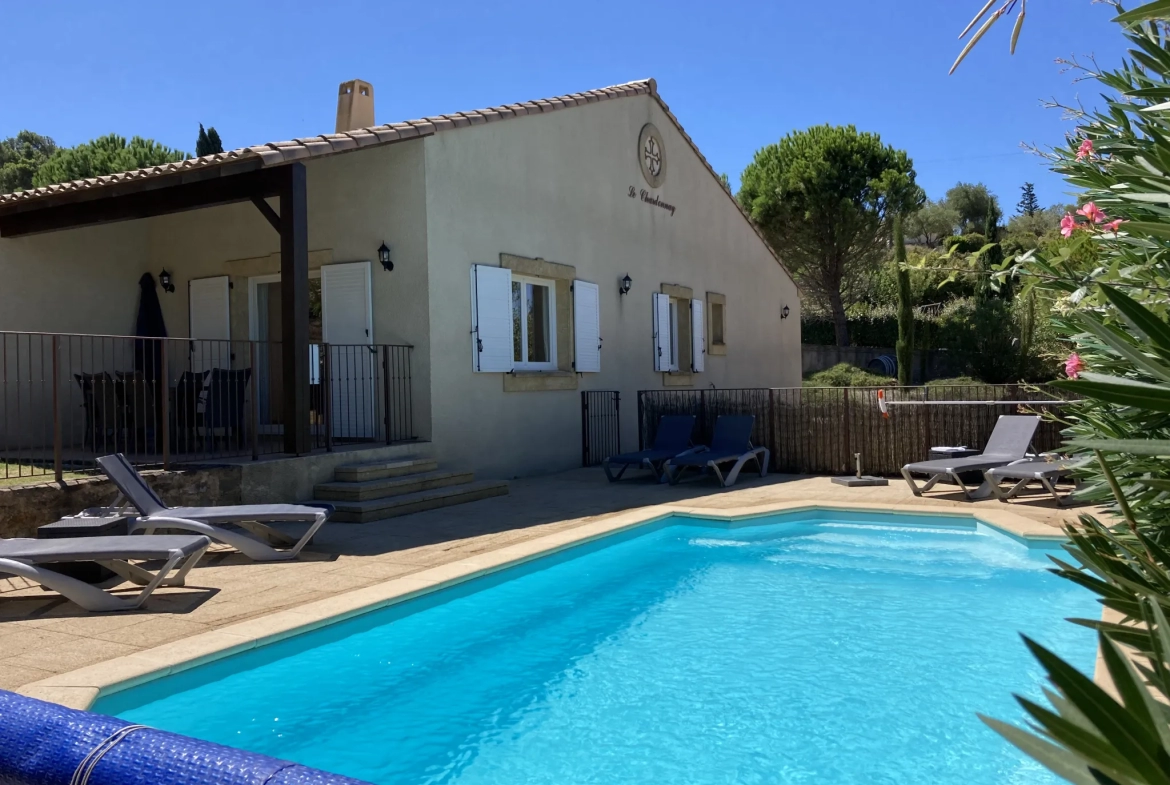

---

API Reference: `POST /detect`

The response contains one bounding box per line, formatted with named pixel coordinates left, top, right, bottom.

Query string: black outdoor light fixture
left=377, top=242, right=394, bottom=272
left=619, top=274, right=633, bottom=296
left=781, top=304, right=791, bottom=320
left=158, top=269, right=175, bottom=293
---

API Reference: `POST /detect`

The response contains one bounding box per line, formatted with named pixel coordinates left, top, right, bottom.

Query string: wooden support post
left=279, top=163, right=311, bottom=455
left=52, top=335, right=62, bottom=482
left=160, top=344, right=170, bottom=469
left=251, top=341, right=260, bottom=460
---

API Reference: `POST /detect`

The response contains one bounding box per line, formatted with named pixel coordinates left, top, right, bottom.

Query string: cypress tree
left=195, top=124, right=224, bottom=157
left=894, top=214, right=913, bottom=386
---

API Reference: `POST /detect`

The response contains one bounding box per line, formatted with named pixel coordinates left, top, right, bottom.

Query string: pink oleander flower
left=1102, top=218, right=1126, bottom=233
left=1060, top=213, right=1077, bottom=237
left=1077, top=202, right=1106, bottom=224
left=1065, top=353, right=1084, bottom=379
left=1077, top=139, right=1095, bottom=161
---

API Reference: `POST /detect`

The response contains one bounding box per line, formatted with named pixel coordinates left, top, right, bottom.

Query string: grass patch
left=0, top=463, right=89, bottom=488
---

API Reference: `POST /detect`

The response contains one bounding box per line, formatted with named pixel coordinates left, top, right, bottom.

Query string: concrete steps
left=314, top=469, right=474, bottom=502
left=313, top=456, right=507, bottom=523
left=333, top=457, right=438, bottom=483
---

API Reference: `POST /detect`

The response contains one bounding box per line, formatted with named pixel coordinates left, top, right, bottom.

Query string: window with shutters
left=511, top=275, right=557, bottom=371
left=667, top=297, right=680, bottom=372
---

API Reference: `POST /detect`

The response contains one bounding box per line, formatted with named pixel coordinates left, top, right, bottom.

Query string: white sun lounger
left=985, top=458, right=1081, bottom=506
left=0, top=534, right=209, bottom=612
left=97, top=454, right=332, bottom=561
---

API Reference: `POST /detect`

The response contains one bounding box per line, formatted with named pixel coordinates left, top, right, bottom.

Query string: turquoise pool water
left=96, top=511, right=1096, bottom=785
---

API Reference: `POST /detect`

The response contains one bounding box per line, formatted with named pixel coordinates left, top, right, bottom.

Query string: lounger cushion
left=986, top=461, right=1073, bottom=480
left=159, top=504, right=334, bottom=524
left=606, top=448, right=678, bottom=466
left=668, top=449, right=747, bottom=468
left=0, top=535, right=210, bottom=564
left=903, top=456, right=1020, bottom=474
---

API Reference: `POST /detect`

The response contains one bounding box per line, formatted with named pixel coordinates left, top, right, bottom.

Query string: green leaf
left=1101, top=284, right=1170, bottom=352
left=1065, top=438, right=1170, bottom=456
left=980, top=716, right=1101, bottom=785
left=1076, top=313, right=1170, bottom=382
left=1023, top=635, right=1168, bottom=780
left=1119, top=221, right=1170, bottom=240
left=1115, top=0, right=1170, bottom=23
left=1052, top=377, right=1170, bottom=412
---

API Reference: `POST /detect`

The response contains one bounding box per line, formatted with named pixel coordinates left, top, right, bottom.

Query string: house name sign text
left=628, top=186, right=676, bottom=217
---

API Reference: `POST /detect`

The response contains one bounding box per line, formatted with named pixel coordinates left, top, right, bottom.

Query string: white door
left=189, top=276, right=230, bottom=374
left=321, top=262, right=374, bottom=438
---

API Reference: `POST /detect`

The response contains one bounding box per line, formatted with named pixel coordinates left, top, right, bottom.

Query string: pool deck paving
left=0, top=468, right=1099, bottom=706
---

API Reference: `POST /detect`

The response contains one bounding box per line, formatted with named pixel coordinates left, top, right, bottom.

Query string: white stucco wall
left=423, top=94, right=801, bottom=478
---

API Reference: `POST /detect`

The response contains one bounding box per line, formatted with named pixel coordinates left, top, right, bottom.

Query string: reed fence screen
left=636, top=385, right=1070, bottom=476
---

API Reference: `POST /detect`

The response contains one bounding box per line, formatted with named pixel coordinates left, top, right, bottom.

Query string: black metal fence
left=637, top=385, right=1071, bottom=476
left=0, top=331, right=415, bottom=483
left=581, top=390, right=621, bottom=467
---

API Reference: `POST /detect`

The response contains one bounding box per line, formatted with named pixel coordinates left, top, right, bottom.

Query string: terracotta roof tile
left=0, top=75, right=784, bottom=278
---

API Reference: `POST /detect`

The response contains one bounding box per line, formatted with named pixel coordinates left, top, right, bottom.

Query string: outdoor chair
left=0, top=533, right=209, bottom=612
left=985, top=457, right=1082, bottom=507
left=663, top=415, right=770, bottom=487
left=202, top=367, right=252, bottom=452
left=96, top=453, right=334, bottom=561
left=172, top=369, right=208, bottom=453
left=603, top=415, right=698, bottom=482
left=115, top=370, right=159, bottom=453
left=74, top=372, right=122, bottom=453
left=901, top=415, right=1040, bottom=500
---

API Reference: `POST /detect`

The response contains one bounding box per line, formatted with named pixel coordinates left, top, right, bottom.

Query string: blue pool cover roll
left=0, top=689, right=374, bottom=785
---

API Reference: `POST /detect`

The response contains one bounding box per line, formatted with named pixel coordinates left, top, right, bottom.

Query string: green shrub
left=802, top=363, right=894, bottom=387
left=942, top=232, right=988, bottom=253
left=924, top=376, right=980, bottom=387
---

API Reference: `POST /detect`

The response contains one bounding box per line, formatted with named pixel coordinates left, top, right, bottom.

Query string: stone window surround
left=707, top=291, right=727, bottom=356
left=660, top=282, right=694, bottom=387
left=499, top=253, right=578, bottom=392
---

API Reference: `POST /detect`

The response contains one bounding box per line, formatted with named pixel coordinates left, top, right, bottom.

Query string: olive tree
left=738, top=124, right=923, bottom=346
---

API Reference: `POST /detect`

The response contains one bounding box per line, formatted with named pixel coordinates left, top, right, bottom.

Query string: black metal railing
left=0, top=331, right=415, bottom=483
left=637, top=385, right=1071, bottom=476
left=581, top=390, right=620, bottom=467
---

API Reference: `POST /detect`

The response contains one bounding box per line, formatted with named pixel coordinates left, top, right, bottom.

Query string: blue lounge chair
left=603, top=415, right=697, bottom=482
left=663, top=415, right=770, bottom=487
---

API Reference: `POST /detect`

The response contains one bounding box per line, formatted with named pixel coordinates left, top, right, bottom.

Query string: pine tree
left=894, top=214, right=913, bottom=386
left=1016, top=182, right=1039, bottom=216
left=195, top=124, right=224, bottom=157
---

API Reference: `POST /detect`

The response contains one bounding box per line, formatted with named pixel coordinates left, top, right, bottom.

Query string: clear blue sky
left=1, top=0, right=1126, bottom=210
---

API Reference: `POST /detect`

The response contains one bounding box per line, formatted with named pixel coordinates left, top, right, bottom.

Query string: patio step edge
left=321, top=481, right=510, bottom=523
left=314, top=470, right=474, bottom=501
left=333, top=457, right=437, bottom=482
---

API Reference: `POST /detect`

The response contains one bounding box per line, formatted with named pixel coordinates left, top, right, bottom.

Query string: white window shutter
left=470, top=264, right=513, bottom=372
left=573, top=280, right=601, bottom=373
left=322, top=262, right=375, bottom=438
left=188, top=276, right=230, bottom=373
left=691, top=299, right=705, bottom=372
left=321, top=262, right=372, bottom=345
left=652, top=292, right=671, bottom=372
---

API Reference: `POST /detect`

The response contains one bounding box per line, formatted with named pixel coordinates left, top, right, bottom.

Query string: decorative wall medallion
left=638, top=123, right=666, bottom=188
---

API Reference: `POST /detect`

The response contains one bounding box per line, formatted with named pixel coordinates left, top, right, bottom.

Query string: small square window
left=511, top=275, right=557, bottom=370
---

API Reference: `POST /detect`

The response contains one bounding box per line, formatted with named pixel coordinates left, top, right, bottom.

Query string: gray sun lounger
left=985, top=458, right=1081, bottom=506
left=603, top=415, right=698, bottom=482
left=97, top=454, right=333, bottom=561
left=901, top=415, right=1040, bottom=500
left=664, top=415, right=770, bottom=487
left=0, top=534, right=209, bottom=612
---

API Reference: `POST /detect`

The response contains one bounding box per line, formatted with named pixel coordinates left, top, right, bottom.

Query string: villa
left=0, top=78, right=800, bottom=497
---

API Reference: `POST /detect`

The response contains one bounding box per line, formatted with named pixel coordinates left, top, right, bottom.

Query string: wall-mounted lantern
left=619, top=274, right=633, bottom=296
left=158, top=269, right=175, bottom=293
left=377, top=242, right=394, bottom=272
left=781, top=304, right=790, bottom=320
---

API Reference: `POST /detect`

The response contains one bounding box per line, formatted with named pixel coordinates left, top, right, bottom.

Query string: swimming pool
left=94, top=510, right=1095, bottom=785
